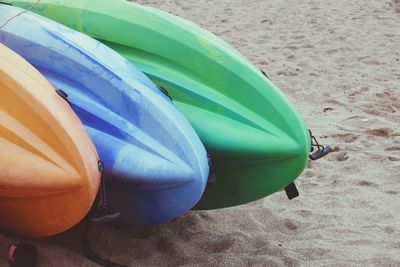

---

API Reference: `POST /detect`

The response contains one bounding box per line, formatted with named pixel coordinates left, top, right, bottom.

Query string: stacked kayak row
left=0, top=0, right=315, bottom=238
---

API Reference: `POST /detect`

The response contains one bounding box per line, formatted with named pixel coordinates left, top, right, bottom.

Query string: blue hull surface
left=0, top=5, right=209, bottom=225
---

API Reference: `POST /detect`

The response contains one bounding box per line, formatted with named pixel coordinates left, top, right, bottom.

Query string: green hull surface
left=7, top=0, right=311, bottom=209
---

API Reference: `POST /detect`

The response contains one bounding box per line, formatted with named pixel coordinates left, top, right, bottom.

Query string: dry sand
left=1, top=0, right=400, bottom=266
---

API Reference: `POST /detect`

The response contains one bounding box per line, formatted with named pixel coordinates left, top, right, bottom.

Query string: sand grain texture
left=1, top=0, right=399, bottom=266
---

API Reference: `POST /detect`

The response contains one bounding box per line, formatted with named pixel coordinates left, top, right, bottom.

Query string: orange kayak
left=0, top=45, right=100, bottom=237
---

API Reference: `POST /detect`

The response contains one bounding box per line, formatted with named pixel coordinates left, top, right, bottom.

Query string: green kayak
left=6, top=0, right=312, bottom=209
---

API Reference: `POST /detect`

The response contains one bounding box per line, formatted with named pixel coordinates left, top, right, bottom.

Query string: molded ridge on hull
left=7, top=0, right=312, bottom=209
left=0, top=5, right=209, bottom=225
left=0, top=44, right=100, bottom=237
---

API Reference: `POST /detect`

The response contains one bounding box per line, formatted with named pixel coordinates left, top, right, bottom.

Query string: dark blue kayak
left=0, top=5, right=209, bottom=225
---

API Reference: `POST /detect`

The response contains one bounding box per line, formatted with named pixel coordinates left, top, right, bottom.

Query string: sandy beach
left=1, top=0, right=400, bottom=266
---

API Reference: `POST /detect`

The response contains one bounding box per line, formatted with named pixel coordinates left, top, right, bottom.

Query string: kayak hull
left=0, top=44, right=100, bottom=237
left=0, top=5, right=209, bottom=224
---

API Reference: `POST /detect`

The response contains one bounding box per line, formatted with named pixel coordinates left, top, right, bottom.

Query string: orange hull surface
left=0, top=45, right=100, bottom=237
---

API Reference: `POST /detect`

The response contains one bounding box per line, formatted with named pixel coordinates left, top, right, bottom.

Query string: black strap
left=89, top=161, right=120, bottom=223
left=82, top=161, right=123, bottom=267
left=90, top=161, right=107, bottom=219
left=285, top=182, right=299, bottom=200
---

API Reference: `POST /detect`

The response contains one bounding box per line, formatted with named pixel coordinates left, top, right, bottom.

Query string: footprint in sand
left=276, top=70, right=299, bottom=77
left=331, top=133, right=359, bottom=143
left=198, top=212, right=214, bottom=222
left=365, top=128, right=393, bottom=137
left=284, top=219, right=299, bottom=231
left=385, top=146, right=400, bottom=151
left=157, top=237, right=180, bottom=255
left=205, top=234, right=236, bottom=253
left=363, top=89, right=400, bottom=116
left=303, top=170, right=316, bottom=178
left=388, top=156, right=400, bottom=162
left=348, top=86, right=369, bottom=99
left=331, top=150, right=349, bottom=161
left=389, top=0, right=400, bottom=13
left=358, top=180, right=378, bottom=187
left=295, top=209, right=313, bottom=218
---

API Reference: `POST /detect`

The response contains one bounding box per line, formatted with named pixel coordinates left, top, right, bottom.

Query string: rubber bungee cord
left=309, top=129, right=325, bottom=152
left=0, top=0, right=41, bottom=29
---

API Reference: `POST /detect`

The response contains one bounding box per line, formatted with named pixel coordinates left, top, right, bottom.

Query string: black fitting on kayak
left=158, top=86, right=172, bottom=101
left=97, top=160, right=104, bottom=173
left=56, top=89, right=72, bottom=107
left=309, top=129, right=332, bottom=161
left=285, top=182, right=299, bottom=200
left=8, top=243, right=37, bottom=267
left=260, top=69, right=269, bottom=79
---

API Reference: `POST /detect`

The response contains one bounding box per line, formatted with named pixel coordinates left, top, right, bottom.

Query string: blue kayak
left=0, top=5, right=209, bottom=225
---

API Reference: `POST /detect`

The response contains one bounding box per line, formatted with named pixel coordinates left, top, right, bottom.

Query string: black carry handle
left=309, top=130, right=333, bottom=160
left=310, top=145, right=332, bottom=161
